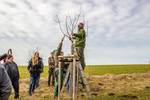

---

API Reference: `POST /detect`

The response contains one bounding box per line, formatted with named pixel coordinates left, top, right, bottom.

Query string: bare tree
left=54, top=11, right=88, bottom=54
left=54, top=11, right=90, bottom=100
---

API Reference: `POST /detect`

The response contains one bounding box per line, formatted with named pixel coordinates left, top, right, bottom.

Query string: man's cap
left=78, top=22, right=84, bottom=26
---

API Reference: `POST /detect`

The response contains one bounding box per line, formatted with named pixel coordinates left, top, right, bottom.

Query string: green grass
left=85, top=64, right=150, bottom=75
left=19, top=64, right=150, bottom=79
left=18, top=66, right=49, bottom=79
left=17, top=64, right=150, bottom=100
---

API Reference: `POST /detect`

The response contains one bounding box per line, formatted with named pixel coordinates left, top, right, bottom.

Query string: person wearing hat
left=27, top=51, right=44, bottom=96
left=73, top=22, right=86, bottom=70
left=4, top=54, right=20, bottom=99
left=48, top=52, right=55, bottom=86
left=52, top=37, right=65, bottom=98
left=0, top=54, right=12, bottom=100
left=0, top=54, right=8, bottom=64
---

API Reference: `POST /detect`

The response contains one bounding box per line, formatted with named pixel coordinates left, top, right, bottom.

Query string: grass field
left=10, top=64, right=150, bottom=100
left=19, top=64, right=150, bottom=79
left=92, top=87, right=150, bottom=100
left=85, top=64, right=150, bottom=75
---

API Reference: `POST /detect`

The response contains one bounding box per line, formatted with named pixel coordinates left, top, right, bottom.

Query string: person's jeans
left=35, top=74, right=40, bottom=88
left=0, top=93, right=11, bottom=100
left=11, top=79, right=19, bottom=98
left=29, top=75, right=38, bottom=96
left=76, top=47, right=85, bottom=70
left=48, top=68, right=55, bottom=86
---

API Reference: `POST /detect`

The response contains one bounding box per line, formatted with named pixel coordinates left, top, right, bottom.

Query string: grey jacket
left=0, top=64, right=12, bottom=98
left=5, top=61, right=20, bottom=81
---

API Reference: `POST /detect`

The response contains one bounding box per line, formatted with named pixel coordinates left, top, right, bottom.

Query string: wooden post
left=76, top=62, right=79, bottom=97
left=58, top=61, right=61, bottom=100
left=57, top=55, right=91, bottom=100
left=73, top=57, right=76, bottom=100
left=61, top=63, right=71, bottom=93
left=70, top=61, right=73, bottom=97
left=78, top=62, right=91, bottom=99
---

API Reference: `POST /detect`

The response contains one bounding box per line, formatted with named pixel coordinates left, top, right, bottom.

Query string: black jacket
left=4, top=62, right=20, bottom=81
left=0, top=64, right=12, bottom=98
left=28, top=58, right=44, bottom=75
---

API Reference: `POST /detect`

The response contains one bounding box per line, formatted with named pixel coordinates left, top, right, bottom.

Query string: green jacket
left=74, top=29, right=86, bottom=47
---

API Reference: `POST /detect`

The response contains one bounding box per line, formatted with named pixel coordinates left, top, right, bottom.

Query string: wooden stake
left=61, top=63, right=71, bottom=94
left=76, top=62, right=79, bottom=98
left=57, top=55, right=90, bottom=100
left=70, top=62, right=73, bottom=97
left=78, top=62, right=91, bottom=99
left=58, top=61, right=61, bottom=100
left=73, top=57, right=76, bottom=100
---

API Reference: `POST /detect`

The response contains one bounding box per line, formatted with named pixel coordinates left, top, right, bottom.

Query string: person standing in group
left=35, top=52, right=44, bottom=88
left=27, top=51, right=44, bottom=96
left=0, top=54, right=12, bottom=100
left=51, top=36, right=64, bottom=98
left=72, top=22, right=86, bottom=89
left=48, top=52, right=55, bottom=86
left=73, top=22, right=86, bottom=70
left=4, top=54, right=20, bottom=99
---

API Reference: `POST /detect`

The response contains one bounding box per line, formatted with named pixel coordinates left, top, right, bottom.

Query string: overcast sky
left=0, top=0, right=150, bottom=65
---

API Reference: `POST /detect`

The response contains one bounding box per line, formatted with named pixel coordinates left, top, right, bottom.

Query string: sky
left=0, top=0, right=150, bottom=65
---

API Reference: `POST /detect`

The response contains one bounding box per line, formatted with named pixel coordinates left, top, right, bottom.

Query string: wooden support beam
left=58, top=55, right=75, bottom=59
left=78, top=62, right=91, bottom=99
left=73, top=57, right=76, bottom=100
left=70, top=62, right=73, bottom=97
left=57, top=54, right=90, bottom=100
left=58, top=61, right=61, bottom=100
left=76, top=63, right=79, bottom=97
left=61, top=63, right=71, bottom=94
